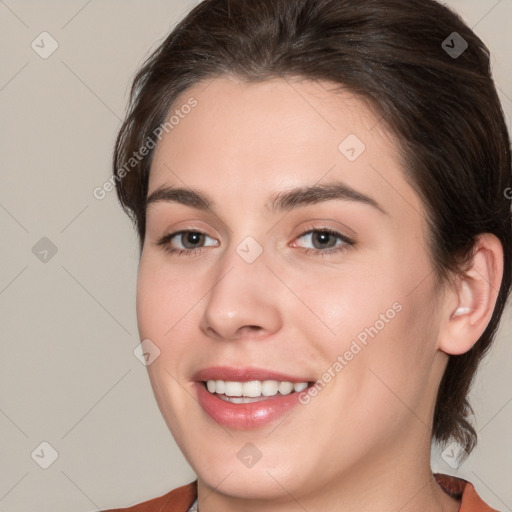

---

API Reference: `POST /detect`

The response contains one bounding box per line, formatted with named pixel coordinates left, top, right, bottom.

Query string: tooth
left=206, top=379, right=310, bottom=397
left=224, top=381, right=243, bottom=397
left=243, top=380, right=262, bottom=397
left=261, top=380, right=279, bottom=396
left=278, top=381, right=294, bottom=395
left=294, top=382, right=308, bottom=392
left=215, top=380, right=225, bottom=394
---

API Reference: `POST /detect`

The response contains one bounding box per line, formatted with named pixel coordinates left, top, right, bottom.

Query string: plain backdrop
left=0, top=1, right=511, bottom=511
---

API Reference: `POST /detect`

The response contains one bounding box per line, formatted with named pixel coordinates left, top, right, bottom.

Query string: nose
left=199, top=243, right=282, bottom=341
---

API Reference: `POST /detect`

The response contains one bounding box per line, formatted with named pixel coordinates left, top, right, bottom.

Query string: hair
left=112, top=0, right=512, bottom=455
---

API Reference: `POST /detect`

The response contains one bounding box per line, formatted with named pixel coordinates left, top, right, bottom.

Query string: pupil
left=314, top=231, right=334, bottom=249
left=184, top=232, right=202, bottom=248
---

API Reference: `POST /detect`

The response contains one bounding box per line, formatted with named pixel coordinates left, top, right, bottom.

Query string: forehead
left=151, top=76, right=384, bottom=174
left=147, top=76, right=423, bottom=222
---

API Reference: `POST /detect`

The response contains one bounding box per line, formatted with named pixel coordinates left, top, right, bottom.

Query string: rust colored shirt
left=102, top=473, right=499, bottom=511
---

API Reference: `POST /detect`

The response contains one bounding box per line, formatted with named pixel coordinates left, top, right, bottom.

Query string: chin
left=198, top=467, right=306, bottom=502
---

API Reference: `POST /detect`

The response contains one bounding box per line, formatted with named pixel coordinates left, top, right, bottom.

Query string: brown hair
left=112, top=0, right=512, bottom=455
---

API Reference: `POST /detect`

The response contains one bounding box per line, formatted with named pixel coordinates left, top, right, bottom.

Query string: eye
left=157, top=230, right=218, bottom=256
left=156, top=227, right=355, bottom=257
left=292, top=227, right=355, bottom=255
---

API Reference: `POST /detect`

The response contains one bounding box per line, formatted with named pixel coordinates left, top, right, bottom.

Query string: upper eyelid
left=291, top=228, right=354, bottom=249
left=159, top=226, right=354, bottom=249
left=157, top=229, right=217, bottom=246
left=163, top=226, right=347, bottom=238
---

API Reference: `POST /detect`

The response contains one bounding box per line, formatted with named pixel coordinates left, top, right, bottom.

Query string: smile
left=193, top=367, right=315, bottom=428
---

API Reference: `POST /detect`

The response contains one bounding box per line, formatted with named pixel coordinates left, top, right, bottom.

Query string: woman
left=104, top=0, right=510, bottom=510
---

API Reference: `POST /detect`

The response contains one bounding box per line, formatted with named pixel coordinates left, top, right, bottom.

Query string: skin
left=136, top=76, right=502, bottom=511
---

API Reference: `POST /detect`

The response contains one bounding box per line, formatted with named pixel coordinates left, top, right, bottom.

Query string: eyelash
left=156, top=226, right=356, bottom=258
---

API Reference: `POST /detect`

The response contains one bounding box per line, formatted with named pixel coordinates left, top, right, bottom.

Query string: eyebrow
left=146, top=181, right=387, bottom=215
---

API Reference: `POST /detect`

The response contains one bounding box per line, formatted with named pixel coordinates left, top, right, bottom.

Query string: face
left=136, top=77, right=449, bottom=501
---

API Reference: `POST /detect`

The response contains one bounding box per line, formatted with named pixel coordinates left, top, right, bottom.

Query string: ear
left=438, top=233, right=504, bottom=356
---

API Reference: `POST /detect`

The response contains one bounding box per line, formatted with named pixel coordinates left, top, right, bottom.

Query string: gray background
left=0, top=1, right=511, bottom=511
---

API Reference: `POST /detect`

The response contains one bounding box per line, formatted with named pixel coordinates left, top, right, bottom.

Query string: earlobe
left=438, top=234, right=504, bottom=356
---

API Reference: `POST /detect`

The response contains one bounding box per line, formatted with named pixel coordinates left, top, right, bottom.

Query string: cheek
left=136, top=257, right=199, bottom=432
left=299, top=252, right=438, bottom=384
left=136, top=258, right=166, bottom=340
left=341, top=273, right=442, bottom=420
left=136, top=253, right=200, bottom=341
left=291, top=266, right=396, bottom=347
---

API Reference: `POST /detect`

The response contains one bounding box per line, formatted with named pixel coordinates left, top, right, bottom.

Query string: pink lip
left=192, top=366, right=313, bottom=429
left=192, top=366, right=311, bottom=383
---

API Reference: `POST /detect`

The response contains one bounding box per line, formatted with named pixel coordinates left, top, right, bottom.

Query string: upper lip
left=192, top=366, right=313, bottom=383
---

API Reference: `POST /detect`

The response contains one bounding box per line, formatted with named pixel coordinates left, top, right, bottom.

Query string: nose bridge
left=200, top=234, right=281, bottom=340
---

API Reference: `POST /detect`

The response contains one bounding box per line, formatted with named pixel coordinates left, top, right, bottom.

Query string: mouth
left=203, top=379, right=311, bottom=403
left=192, top=367, right=316, bottom=429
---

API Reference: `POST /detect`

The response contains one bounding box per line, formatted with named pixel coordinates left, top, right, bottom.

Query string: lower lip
left=194, top=382, right=306, bottom=429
